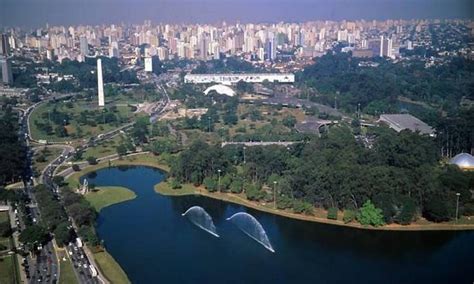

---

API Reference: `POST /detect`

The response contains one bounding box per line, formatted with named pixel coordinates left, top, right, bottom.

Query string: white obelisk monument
left=97, top=58, right=105, bottom=107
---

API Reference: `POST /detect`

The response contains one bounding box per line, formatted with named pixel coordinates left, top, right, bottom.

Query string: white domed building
left=449, top=153, right=474, bottom=170
left=204, top=84, right=236, bottom=97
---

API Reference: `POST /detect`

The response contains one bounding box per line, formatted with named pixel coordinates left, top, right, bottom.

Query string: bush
left=0, top=222, right=12, bottom=237
left=395, top=196, right=417, bottom=225
left=343, top=210, right=356, bottom=224
left=423, top=194, right=453, bottom=222
left=357, top=200, right=384, bottom=227
left=327, top=207, right=338, bottom=220
left=86, top=156, right=98, bottom=165
left=72, top=164, right=80, bottom=171
left=293, top=200, right=314, bottom=215
left=169, top=179, right=182, bottom=190
left=245, top=183, right=265, bottom=201
left=203, top=177, right=218, bottom=192
left=230, top=180, right=243, bottom=193
left=276, top=195, right=293, bottom=210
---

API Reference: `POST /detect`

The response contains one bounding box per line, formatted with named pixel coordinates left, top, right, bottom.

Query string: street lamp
left=273, top=181, right=277, bottom=209
left=455, top=192, right=461, bottom=222
left=208, top=116, right=211, bottom=133
left=218, top=169, right=222, bottom=192
left=243, top=146, right=246, bottom=164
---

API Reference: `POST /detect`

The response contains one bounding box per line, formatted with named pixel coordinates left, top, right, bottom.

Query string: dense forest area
left=298, top=52, right=474, bottom=155
left=298, top=52, right=473, bottom=116
left=169, top=125, right=474, bottom=225
left=0, top=98, right=27, bottom=185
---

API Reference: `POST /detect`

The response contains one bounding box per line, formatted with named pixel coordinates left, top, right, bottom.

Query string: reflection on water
left=82, top=166, right=474, bottom=284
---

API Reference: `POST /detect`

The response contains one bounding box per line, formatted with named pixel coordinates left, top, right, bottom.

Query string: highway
left=18, top=77, right=171, bottom=283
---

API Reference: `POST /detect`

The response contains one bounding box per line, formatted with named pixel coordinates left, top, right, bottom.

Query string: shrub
left=327, top=207, right=338, bottom=220
left=230, top=180, right=243, bottom=193
left=357, top=200, right=384, bottom=227
left=203, top=177, right=218, bottom=192
left=293, top=200, right=314, bottom=215
left=86, top=156, right=98, bottom=165
left=72, top=164, right=81, bottom=171
left=169, top=179, right=182, bottom=190
left=343, top=210, right=356, bottom=224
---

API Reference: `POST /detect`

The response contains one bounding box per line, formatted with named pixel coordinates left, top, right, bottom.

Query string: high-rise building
left=97, top=58, right=105, bottom=107
left=80, top=36, right=89, bottom=56
left=109, top=41, right=119, bottom=58
left=144, top=57, right=153, bottom=72
left=265, top=37, right=276, bottom=61
left=1, top=57, right=13, bottom=85
left=199, top=35, right=208, bottom=60
left=0, top=34, right=10, bottom=56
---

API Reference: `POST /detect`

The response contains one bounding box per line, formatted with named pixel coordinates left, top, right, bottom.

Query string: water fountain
left=182, top=206, right=219, bottom=237
left=226, top=212, right=275, bottom=252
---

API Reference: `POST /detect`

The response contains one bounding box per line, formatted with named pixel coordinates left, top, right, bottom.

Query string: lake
left=81, top=166, right=474, bottom=283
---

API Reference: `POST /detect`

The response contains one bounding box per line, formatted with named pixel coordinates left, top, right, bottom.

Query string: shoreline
left=66, top=155, right=474, bottom=233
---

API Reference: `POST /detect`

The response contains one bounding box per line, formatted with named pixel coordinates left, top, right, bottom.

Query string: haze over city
left=2, top=0, right=473, bottom=27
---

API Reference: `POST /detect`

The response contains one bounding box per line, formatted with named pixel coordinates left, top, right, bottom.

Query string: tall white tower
left=97, top=58, right=105, bottom=107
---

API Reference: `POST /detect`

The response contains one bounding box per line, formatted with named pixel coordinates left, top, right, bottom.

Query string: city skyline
left=1, top=0, right=473, bottom=28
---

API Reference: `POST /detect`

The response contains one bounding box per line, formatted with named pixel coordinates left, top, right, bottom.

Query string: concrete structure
left=97, top=58, right=105, bottom=107
left=144, top=56, right=153, bottom=72
left=204, top=84, right=236, bottom=97
left=378, top=114, right=434, bottom=136
left=449, top=153, right=474, bottom=170
left=1, top=57, right=13, bottom=84
left=0, top=34, right=10, bottom=56
left=184, top=73, right=295, bottom=84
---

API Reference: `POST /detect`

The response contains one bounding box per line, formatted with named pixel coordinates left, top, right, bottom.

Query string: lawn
left=93, top=251, right=130, bottom=284
left=80, top=135, right=124, bottom=160
left=33, top=147, right=64, bottom=174
left=29, top=99, right=138, bottom=142
left=0, top=255, right=18, bottom=284
left=85, top=186, right=136, bottom=212
left=58, top=253, right=78, bottom=284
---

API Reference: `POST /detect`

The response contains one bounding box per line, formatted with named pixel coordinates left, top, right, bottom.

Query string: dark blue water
left=82, top=166, right=474, bottom=284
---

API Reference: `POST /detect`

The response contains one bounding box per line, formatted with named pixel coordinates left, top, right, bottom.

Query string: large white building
left=184, top=73, right=295, bottom=84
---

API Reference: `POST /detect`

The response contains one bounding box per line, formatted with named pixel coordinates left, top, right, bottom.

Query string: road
left=19, top=77, right=171, bottom=283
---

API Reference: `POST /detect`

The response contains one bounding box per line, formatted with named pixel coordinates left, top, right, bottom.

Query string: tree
left=52, top=176, right=65, bottom=186
left=423, top=194, right=453, bottom=222
left=116, top=144, right=128, bottom=157
left=55, top=125, right=68, bottom=137
left=0, top=222, right=12, bottom=237
left=203, top=177, right=218, bottom=192
left=72, top=164, right=81, bottom=171
left=357, top=200, right=384, bottom=227
left=53, top=222, right=73, bottom=246
left=282, top=115, right=297, bottom=128
left=86, top=156, right=98, bottom=165
left=19, top=225, right=49, bottom=246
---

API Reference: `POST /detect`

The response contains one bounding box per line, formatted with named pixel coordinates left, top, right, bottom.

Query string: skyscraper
left=0, top=34, right=10, bottom=56
left=80, top=36, right=89, bottom=56
left=144, top=56, right=153, bottom=72
left=97, top=58, right=105, bottom=107
left=1, top=57, right=13, bottom=85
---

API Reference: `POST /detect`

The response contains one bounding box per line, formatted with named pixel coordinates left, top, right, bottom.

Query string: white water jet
left=226, top=212, right=275, bottom=253
left=182, top=206, right=219, bottom=237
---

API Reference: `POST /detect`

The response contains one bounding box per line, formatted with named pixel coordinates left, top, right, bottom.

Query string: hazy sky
left=1, top=0, right=473, bottom=28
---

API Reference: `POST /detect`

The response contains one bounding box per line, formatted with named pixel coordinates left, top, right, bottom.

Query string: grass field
left=58, top=253, right=78, bottom=284
left=93, top=251, right=130, bottom=284
left=0, top=255, right=17, bottom=284
left=33, top=147, right=64, bottom=174
left=80, top=135, right=124, bottom=161
left=66, top=152, right=169, bottom=189
left=29, top=99, right=138, bottom=142
left=85, top=186, right=136, bottom=212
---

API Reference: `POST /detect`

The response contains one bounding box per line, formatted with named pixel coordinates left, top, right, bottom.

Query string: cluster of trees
left=33, top=184, right=73, bottom=245
left=170, top=126, right=474, bottom=225
left=60, top=186, right=99, bottom=246
left=298, top=52, right=473, bottom=119
left=49, top=57, right=138, bottom=92
left=0, top=100, right=26, bottom=185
